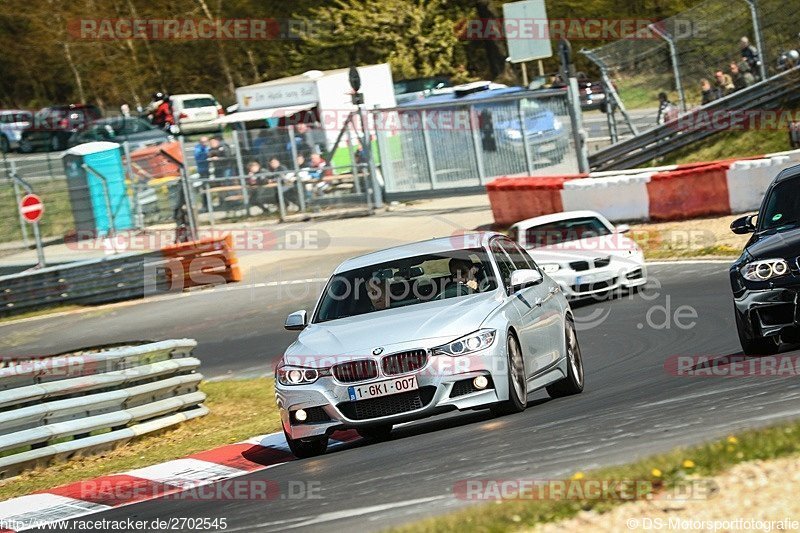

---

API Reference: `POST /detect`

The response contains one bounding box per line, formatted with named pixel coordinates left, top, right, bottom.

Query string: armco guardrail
left=589, top=66, right=800, bottom=171
left=0, top=339, right=206, bottom=478
left=0, top=235, right=240, bottom=317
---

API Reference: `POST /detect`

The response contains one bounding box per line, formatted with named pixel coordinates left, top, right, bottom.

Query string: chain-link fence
left=375, top=89, right=578, bottom=196
left=583, top=0, right=800, bottom=112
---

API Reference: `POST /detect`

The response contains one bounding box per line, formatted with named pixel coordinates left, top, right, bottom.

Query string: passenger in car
left=439, top=258, right=479, bottom=299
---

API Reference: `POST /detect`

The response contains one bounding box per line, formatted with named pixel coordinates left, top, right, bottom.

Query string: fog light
left=473, top=376, right=488, bottom=390
left=295, top=409, right=307, bottom=422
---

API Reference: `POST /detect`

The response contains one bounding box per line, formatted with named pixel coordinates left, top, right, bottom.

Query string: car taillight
left=58, top=118, right=69, bottom=128
left=179, top=112, right=188, bottom=119
left=217, top=107, right=225, bottom=116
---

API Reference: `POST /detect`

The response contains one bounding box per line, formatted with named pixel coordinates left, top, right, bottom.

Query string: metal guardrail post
left=468, top=105, right=487, bottom=184
left=9, top=161, right=30, bottom=247
left=649, top=24, right=687, bottom=112
left=744, top=0, right=769, bottom=82
left=204, top=179, right=215, bottom=230
left=276, top=175, right=287, bottom=221
left=346, top=128, right=362, bottom=195
left=517, top=100, right=534, bottom=175
left=230, top=131, right=250, bottom=213
left=287, top=124, right=306, bottom=213
left=420, top=109, right=437, bottom=189
left=159, top=145, right=198, bottom=241
left=122, top=141, right=144, bottom=230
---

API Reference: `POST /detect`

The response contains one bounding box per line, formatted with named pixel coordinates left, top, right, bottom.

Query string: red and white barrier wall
left=487, top=149, right=800, bottom=225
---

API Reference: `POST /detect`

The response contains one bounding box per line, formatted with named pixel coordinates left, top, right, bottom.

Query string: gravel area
left=532, top=455, right=800, bottom=532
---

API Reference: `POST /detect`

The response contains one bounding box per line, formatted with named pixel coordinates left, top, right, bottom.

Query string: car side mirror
left=731, top=214, right=756, bottom=234
left=284, top=310, right=308, bottom=331
left=509, top=269, right=543, bottom=292
left=615, top=223, right=630, bottom=234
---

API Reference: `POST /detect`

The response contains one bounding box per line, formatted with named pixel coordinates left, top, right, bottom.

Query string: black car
left=19, top=104, right=102, bottom=152
left=730, top=163, right=800, bottom=354
left=67, top=116, right=171, bottom=149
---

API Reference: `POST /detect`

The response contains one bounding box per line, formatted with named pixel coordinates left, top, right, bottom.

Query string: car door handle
left=549, top=286, right=559, bottom=295
left=534, top=298, right=543, bottom=307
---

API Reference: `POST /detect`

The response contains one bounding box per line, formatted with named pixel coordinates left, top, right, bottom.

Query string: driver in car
left=440, top=258, right=479, bottom=299
left=366, top=277, right=391, bottom=311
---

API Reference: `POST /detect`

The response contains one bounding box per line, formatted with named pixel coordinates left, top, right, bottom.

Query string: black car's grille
left=594, top=256, right=611, bottom=268
left=337, top=386, right=436, bottom=420
left=382, top=349, right=427, bottom=376
left=332, top=359, right=378, bottom=383
left=569, top=260, right=590, bottom=271
left=449, top=376, right=495, bottom=398
left=573, top=277, right=617, bottom=293
left=292, top=406, right=330, bottom=425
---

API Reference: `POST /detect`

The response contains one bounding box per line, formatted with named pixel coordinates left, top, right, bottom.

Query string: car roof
left=170, top=93, right=217, bottom=100
left=773, top=163, right=800, bottom=183
left=510, top=210, right=610, bottom=231
left=334, top=232, right=504, bottom=273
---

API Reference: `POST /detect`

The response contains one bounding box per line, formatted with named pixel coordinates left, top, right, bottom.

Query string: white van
left=170, top=93, right=224, bottom=134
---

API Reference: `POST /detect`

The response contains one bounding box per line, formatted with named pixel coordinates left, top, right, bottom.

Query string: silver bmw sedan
left=275, top=232, right=584, bottom=457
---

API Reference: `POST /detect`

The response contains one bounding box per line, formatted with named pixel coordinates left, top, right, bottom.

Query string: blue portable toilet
left=62, top=142, right=134, bottom=238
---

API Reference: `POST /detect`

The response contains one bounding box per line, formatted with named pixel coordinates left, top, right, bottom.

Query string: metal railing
left=0, top=339, right=206, bottom=478
left=589, top=65, right=800, bottom=171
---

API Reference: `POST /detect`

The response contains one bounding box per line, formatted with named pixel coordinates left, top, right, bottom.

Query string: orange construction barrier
left=647, top=163, right=731, bottom=221
left=160, top=234, right=241, bottom=291
left=486, top=175, right=586, bottom=226
left=128, top=141, right=184, bottom=181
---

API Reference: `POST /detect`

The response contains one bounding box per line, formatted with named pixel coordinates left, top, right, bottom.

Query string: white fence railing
left=0, top=339, right=207, bottom=478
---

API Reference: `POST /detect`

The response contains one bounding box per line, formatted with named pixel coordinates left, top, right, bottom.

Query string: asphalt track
left=13, top=261, right=800, bottom=531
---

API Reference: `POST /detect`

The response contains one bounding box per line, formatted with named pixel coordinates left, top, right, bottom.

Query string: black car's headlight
left=741, top=259, right=790, bottom=281
left=276, top=365, right=329, bottom=386
left=432, top=329, right=497, bottom=356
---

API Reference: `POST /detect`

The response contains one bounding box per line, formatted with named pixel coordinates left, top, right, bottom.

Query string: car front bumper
left=276, top=346, right=513, bottom=440
left=550, top=262, right=647, bottom=300
left=733, top=287, right=800, bottom=339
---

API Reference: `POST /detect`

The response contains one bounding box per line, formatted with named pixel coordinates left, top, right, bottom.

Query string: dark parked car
left=730, top=163, right=800, bottom=354
left=20, top=104, right=102, bottom=152
left=549, top=72, right=609, bottom=112
left=68, top=116, right=171, bottom=149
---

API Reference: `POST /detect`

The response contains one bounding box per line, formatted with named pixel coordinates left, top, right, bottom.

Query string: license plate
left=576, top=274, right=597, bottom=285
left=540, top=142, right=556, bottom=151
left=348, top=375, right=418, bottom=401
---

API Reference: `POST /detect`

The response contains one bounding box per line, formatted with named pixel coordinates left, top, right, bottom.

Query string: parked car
left=0, top=110, right=32, bottom=153
left=276, top=233, right=584, bottom=457
left=170, top=93, right=224, bottom=134
left=394, top=76, right=453, bottom=104
left=549, top=72, right=610, bottom=111
left=67, top=116, right=171, bottom=149
left=19, top=104, right=102, bottom=152
left=730, top=163, right=800, bottom=355
left=399, top=85, right=569, bottom=165
left=510, top=210, right=647, bottom=300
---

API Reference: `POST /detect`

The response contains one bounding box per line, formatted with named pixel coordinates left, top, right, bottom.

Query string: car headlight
left=553, top=118, right=563, bottom=130
left=432, top=329, right=496, bottom=357
left=540, top=263, right=560, bottom=274
left=276, top=365, right=327, bottom=386
left=741, top=259, right=790, bottom=281
left=505, top=129, right=522, bottom=140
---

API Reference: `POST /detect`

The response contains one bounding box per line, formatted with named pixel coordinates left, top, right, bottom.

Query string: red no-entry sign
left=20, top=193, right=44, bottom=224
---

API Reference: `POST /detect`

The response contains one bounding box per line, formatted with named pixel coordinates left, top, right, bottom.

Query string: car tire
left=356, top=424, right=393, bottom=442
left=490, top=332, right=527, bottom=416
left=0, top=135, right=9, bottom=153
left=19, top=139, right=33, bottom=153
left=735, top=306, right=780, bottom=356
left=546, top=317, right=585, bottom=398
left=283, top=428, right=328, bottom=459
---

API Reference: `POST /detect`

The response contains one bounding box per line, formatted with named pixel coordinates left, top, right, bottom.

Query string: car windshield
left=181, top=97, right=217, bottom=108
left=524, top=217, right=612, bottom=248
left=394, top=77, right=451, bottom=95
left=760, top=178, right=800, bottom=230
left=313, top=248, right=497, bottom=323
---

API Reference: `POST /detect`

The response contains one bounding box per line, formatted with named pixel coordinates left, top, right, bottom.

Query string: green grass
left=0, top=378, right=281, bottom=500
left=661, top=126, right=792, bottom=165
left=391, top=421, right=800, bottom=533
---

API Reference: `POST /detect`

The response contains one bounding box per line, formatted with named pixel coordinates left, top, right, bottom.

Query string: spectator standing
left=714, top=70, right=735, bottom=97
left=739, top=37, right=760, bottom=76
left=208, top=137, right=234, bottom=178
left=194, top=136, right=210, bottom=180
left=700, top=79, right=719, bottom=105
left=730, top=61, right=755, bottom=91
left=151, top=92, right=174, bottom=131
left=286, top=122, right=314, bottom=159
left=656, top=92, right=678, bottom=125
